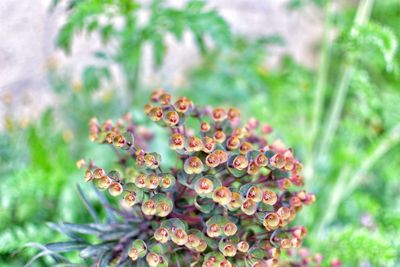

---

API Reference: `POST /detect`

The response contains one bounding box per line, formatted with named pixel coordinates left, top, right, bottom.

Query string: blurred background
left=0, top=0, right=399, bottom=266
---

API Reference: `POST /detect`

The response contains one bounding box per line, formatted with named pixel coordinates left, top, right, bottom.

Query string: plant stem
left=316, top=123, right=400, bottom=237
left=315, top=0, right=374, bottom=163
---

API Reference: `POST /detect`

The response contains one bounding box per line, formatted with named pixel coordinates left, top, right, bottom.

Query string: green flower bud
left=146, top=252, right=161, bottom=267
left=241, top=198, right=257, bottom=215
left=95, top=176, right=112, bottom=190
left=169, top=133, right=185, bottom=150
left=213, top=186, right=232, bottom=205
left=184, top=156, right=204, bottom=174
left=164, top=110, right=180, bottom=127
left=237, top=241, right=249, bottom=253
left=145, top=174, right=160, bottom=189
left=108, top=182, right=123, bottom=196
left=262, top=189, right=277, bottom=206
left=171, top=228, right=188, bottom=245
left=142, top=199, right=157, bottom=216
left=154, top=227, right=170, bottom=244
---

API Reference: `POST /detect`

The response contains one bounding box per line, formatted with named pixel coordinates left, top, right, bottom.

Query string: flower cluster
left=83, top=89, right=316, bottom=266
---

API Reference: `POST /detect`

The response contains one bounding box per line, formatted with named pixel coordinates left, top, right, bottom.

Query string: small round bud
left=202, top=136, right=216, bottom=153
left=128, top=239, right=147, bottom=261
left=186, top=136, right=203, bottom=152
left=213, top=186, right=232, bottom=205
left=232, top=155, right=249, bottom=170
left=280, top=238, right=291, bottom=249
left=262, top=190, right=277, bottom=205
left=237, top=241, right=249, bottom=253
left=214, top=150, right=228, bottom=164
left=145, top=174, right=160, bottom=189
left=290, top=237, right=301, bottom=248
left=160, top=174, right=175, bottom=190
left=186, top=234, right=201, bottom=249
left=263, top=213, right=280, bottom=229
left=247, top=161, right=260, bottom=175
left=146, top=252, right=161, bottom=267
left=93, top=168, right=106, bottom=179
left=246, top=186, right=263, bottom=202
left=174, top=97, right=192, bottom=113
left=277, top=206, right=291, bottom=220
left=205, top=153, right=220, bottom=168
left=212, top=108, right=227, bottom=122
left=124, top=192, right=137, bottom=206
left=226, top=136, right=240, bottom=150
left=184, top=156, right=204, bottom=174
left=156, top=200, right=173, bottom=217
left=227, top=192, right=243, bottom=210
left=200, top=122, right=210, bottom=132
left=227, top=108, right=240, bottom=122
left=220, top=259, right=233, bottom=267
left=223, top=222, right=238, bottom=236
left=148, top=107, right=163, bottom=122
left=171, top=228, right=188, bottom=245
left=76, top=159, right=85, bottom=169
left=159, top=93, right=171, bottom=105
left=84, top=169, right=93, bottom=182
left=144, top=153, right=161, bottom=169
left=239, top=142, right=253, bottom=154
left=194, top=177, right=214, bottom=195
left=241, top=198, right=257, bottom=215
left=214, top=130, right=226, bottom=143
left=164, top=111, right=180, bottom=127
left=207, top=223, right=222, bottom=238
left=154, top=227, right=170, bottom=243
left=150, top=89, right=164, bottom=102
left=109, top=182, right=123, bottom=196
left=169, top=133, right=185, bottom=150
left=221, top=244, right=237, bottom=257
left=144, top=103, right=153, bottom=114
left=135, top=173, right=147, bottom=188
left=255, top=153, right=268, bottom=167
left=142, top=199, right=157, bottom=216
left=195, top=239, right=207, bottom=252
left=95, top=176, right=112, bottom=190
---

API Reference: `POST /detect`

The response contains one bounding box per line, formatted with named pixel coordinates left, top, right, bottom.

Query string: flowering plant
left=29, top=90, right=316, bottom=267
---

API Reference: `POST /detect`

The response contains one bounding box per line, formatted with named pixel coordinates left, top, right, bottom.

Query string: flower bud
left=200, top=122, right=210, bottom=132
left=212, top=108, right=227, bottom=122
left=84, top=169, right=93, bottom=182
left=226, top=136, right=240, bottom=150
left=169, top=133, right=185, bottom=150
left=124, top=192, right=137, bottom=206
left=144, top=153, right=161, bottom=169
left=186, top=136, right=203, bottom=152
left=280, top=238, right=291, bottom=249
left=160, top=174, right=175, bottom=190
left=277, top=206, right=291, bottom=220
left=221, top=243, right=237, bottom=257
left=214, top=130, right=226, bottom=143
left=146, top=252, right=161, bottom=267
left=213, top=186, right=232, bottom=205
left=164, top=110, right=180, bottom=127
left=142, top=199, right=157, bottom=216
left=241, top=198, right=257, bottom=215
left=255, top=153, right=268, bottom=167
left=239, top=142, right=253, bottom=154
left=194, top=177, right=214, bottom=196
left=202, top=136, right=216, bottom=153
left=265, top=258, right=279, bottom=267
left=154, top=227, right=169, bottom=243
left=214, top=149, right=228, bottom=164
left=171, top=228, right=188, bottom=245
left=237, top=241, right=249, bottom=253
left=223, top=222, right=238, bottom=236
left=156, top=200, right=173, bottom=217
left=232, top=155, right=249, bottom=170
left=227, top=108, right=240, bottom=122
left=207, top=223, right=222, bottom=238
left=145, top=174, right=160, bottom=189
left=144, top=103, right=153, bottom=114
left=128, top=239, right=147, bottom=261
left=262, top=190, right=277, bottom=205
left=220, top=259, right=233, bottom=267
left=174, top=97, right=192, bottom=113
left=95, top=176, right=112, bottom=190
left=184, top=156, right=204, bottom=174
left=227, top=192, right=243, bottom=211
left=135, top=173, right=147, bottom=188
left=195, top=239, right=207, bottom=252
left=151, top=89, right=164, bottom=102
left=109, top=182, right=123, bottom=196
left=93, top=168, right=106, bottom=179
left=290, top=237, right=301, bottom=248
left=186, top=234, right=201, bottom=249
left=148, top=107, right=163, bottom=122
left=159, top=93, right=171, bottom=105
left=205, top=153, right=220, bottom=168
left=247, top=161, right=260, bottom=175
left=263, top=213, right=280, bottom=229
left=246, top=186, right=263, bottom=202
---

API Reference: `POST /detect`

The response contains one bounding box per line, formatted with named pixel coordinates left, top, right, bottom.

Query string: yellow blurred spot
left=62, top=130, right=74, bottom=143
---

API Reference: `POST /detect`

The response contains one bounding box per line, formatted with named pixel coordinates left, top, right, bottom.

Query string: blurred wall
left=0, top=0, right=322, bottom=130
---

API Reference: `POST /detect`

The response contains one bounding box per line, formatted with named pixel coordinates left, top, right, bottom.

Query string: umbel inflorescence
left=84, top=89, right=316, bottom=267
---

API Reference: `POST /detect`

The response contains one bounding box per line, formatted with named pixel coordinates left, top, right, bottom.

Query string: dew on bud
left=184, top=156, right=204, bottom=174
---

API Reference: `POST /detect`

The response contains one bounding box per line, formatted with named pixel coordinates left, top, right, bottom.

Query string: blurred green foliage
left=1, top=0, right=400, bottom=266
